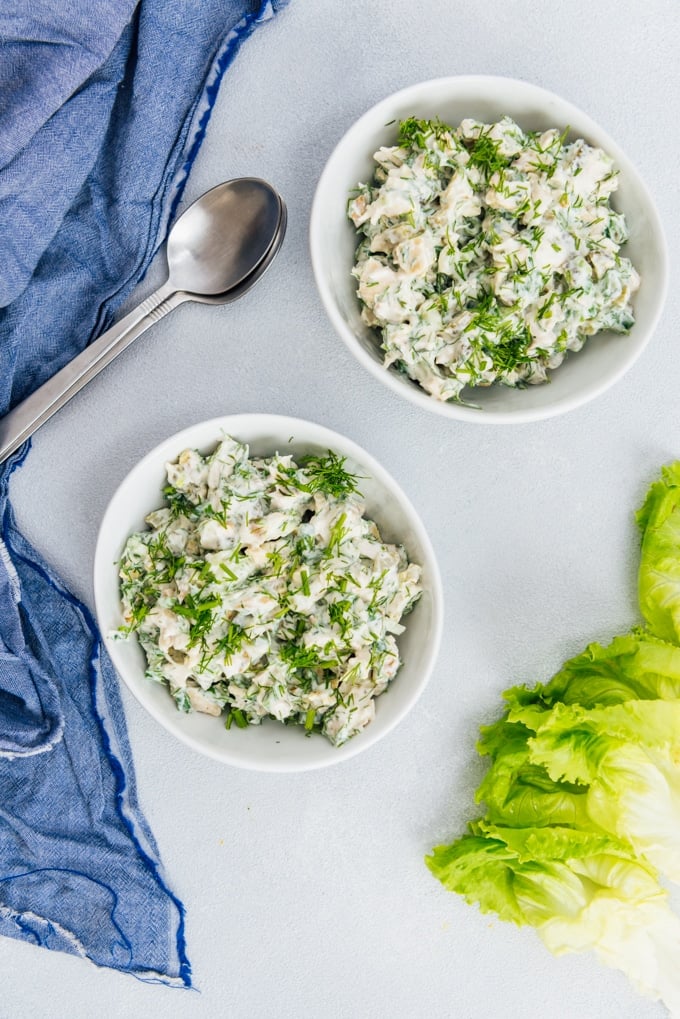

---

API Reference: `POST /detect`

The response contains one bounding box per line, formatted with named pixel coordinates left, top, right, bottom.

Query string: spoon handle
left=0, top=281, right=186, bottom=464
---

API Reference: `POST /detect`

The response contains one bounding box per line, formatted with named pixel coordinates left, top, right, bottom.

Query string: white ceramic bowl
left=310, top=76, right=668, bottom=423
left=94, top=414, right=443, bottom=771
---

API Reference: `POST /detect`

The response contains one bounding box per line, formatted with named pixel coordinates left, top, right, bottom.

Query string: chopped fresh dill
left=466, top=132, right=508, bottom=177
left=488, top=330, right=534, bottom=374
left=300, top=569, right=311, bottom=597
left=279, top=642, right=336, bottom=671
left=300, top=450, right=362, bottom=499
left=397, top=116, right=451, bottom=151
left=325, top=514, right=347, bottom=558
left=214, top=623, right=247, bottom=664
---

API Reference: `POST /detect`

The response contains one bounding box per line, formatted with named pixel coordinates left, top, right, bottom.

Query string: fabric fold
left=0, top=3, right=139, bottom=168
left=0, top=450, right=64, bottom=757
left=0, top=5, right=139, bottom=305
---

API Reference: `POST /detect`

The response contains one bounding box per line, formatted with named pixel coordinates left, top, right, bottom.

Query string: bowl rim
left=309, top=74, right=669, bottom=424
left=93, top=413, right=444, bottom=771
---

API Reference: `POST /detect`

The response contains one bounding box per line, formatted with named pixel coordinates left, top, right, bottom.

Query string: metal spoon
left=0, top=177, right=286, bottom=464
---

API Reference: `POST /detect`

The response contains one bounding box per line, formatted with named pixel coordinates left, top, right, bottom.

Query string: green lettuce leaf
left=638, top=462, right=680, bottom=643
left=586, top=742, right=680, bottom=883
left=426, top=834, right=527, bottom=925
left=427, top=824, right=680, bottom=1012
left=476, top=719, right=590, bottom=828
left=502, top=700, right=680, bottom=880
left=503, top=631, right=680, bottom=714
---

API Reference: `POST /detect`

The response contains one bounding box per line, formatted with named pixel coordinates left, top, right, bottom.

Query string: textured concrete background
left=4, top=1, right=679, bottom=1016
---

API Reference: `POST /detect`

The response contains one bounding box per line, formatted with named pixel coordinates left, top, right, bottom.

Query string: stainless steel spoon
left=0, top=177, right=286, bottom=464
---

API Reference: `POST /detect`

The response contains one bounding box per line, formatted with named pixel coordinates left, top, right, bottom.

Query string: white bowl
left=310, top=76, right=668, bottom=423
left=94, top=414, right=443, bottom=772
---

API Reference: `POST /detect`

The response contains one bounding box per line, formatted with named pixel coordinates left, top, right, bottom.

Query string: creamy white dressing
left=349, top=116, right=640, bottom=402
left=116, top=436, right=422, bottom=746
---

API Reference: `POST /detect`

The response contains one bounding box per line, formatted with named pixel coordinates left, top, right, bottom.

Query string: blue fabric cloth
left=0, top=0, right=284, bottom=984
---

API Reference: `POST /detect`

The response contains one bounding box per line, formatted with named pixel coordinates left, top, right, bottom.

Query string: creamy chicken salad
left=116, top=436, right=422, bottom=746
left=348, top=116, right=640, bottom=402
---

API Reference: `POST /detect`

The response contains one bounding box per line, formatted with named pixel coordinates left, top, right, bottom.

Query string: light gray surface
left=3, top=1, right=679, bottom=1016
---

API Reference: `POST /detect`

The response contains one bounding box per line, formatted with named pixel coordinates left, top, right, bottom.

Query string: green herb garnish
left=301, top=450, right=361, bottom=499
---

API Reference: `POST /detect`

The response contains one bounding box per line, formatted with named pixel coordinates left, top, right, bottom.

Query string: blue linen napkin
left=0, top=0, right=285, bottom=985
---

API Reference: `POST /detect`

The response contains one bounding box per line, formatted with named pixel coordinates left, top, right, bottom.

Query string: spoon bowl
left=168, top=178, right=283, bottom=296
left=192, top=200, right=287, bottom=306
